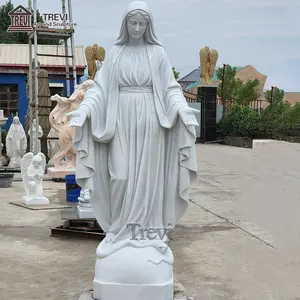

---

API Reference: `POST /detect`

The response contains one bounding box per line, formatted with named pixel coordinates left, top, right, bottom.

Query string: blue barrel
left=65, top=174, right=81, bottom=202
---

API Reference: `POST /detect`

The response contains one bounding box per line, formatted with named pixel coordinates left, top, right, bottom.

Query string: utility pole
left=221, top=63, right=227, bottom=115
left=270, top=85, right=274, bottom=107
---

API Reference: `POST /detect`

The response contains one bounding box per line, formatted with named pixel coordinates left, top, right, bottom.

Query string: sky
left=3, top=0, right=300, bottom=92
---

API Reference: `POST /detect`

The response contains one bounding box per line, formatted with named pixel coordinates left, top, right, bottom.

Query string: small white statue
left=28, top=119, right=43, bottom=153
left=6, top=116, right=27, bottom=168
left=21, top=152, right=49, bottom=205
left=47, top=127, right=60, bottom=166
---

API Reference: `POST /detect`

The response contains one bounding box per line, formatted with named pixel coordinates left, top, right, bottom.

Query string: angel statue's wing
left=37, top=152, right=46, bottom=172
left=85, top=46, right=96, bottom=80
left=21, top=152, right=34, bottom=196
left=208, top=49, right=218, bottom=78
left=199, top=47, right=208, bottom=82
left=94, top=46, right=105, bottom=62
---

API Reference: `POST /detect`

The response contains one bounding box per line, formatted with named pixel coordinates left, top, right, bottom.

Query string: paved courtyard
left=0, top=141, right=300, bottom=299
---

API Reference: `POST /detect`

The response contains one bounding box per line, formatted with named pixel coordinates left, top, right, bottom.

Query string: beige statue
left=199, top=46, right=218, bottom=84
left=85, top=44, right=106, bottom=80
left=25, top=59, right=52, bottom=134
left=49, top=80, right=94, bottom=169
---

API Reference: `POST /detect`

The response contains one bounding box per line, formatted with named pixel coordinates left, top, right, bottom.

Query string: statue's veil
left=114, top=1, right=163, bottom=46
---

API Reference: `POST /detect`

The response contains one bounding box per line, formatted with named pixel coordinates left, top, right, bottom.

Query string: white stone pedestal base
left=92, top=245, right=174, bottom=300
left=78, top=291, right=194, bottom=300
left=93, top=278, right=173, bottom=300
left=22, top=195, right=49, bottom=206
left=77, top=205, right=94, bottom=219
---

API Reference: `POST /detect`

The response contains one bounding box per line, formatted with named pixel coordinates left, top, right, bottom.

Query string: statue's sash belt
left=119, top=86, right=153, bottom=94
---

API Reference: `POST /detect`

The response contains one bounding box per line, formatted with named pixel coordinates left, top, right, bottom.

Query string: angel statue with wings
left=199, top=46, right=219, bottom=84
left=21, top=152, right=49, bottom=206
left=85, top=44, right=106, bottom=80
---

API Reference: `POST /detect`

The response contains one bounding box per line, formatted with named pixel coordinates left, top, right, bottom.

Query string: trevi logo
left=7, top=5, right=33, bottom=32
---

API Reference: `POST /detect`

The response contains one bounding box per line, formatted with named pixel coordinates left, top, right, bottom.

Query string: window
left=0, top=84, right=19, bottom=116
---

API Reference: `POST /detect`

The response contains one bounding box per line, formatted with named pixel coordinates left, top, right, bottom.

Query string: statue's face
left=32, top=159, right=41, bottom=168
left=127, top=13, right=147, bottom=40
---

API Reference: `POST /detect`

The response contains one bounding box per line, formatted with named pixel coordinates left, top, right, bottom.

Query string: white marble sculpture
left=21, top=152, right=49, bottom=205
left=0, top=110, right=8, bottom=166
left=6, top=116, right=27, bottom=168
left=28, top=119, right=43, bottom=154
left=47, top=80, right=94, bottom=178
left=47, top=127, right=60, bottom=166
left=69, top=2, right=199, bottom=300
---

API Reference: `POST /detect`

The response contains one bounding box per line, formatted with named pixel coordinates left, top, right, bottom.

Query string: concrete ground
left=1, top=141, right=300, bottom=299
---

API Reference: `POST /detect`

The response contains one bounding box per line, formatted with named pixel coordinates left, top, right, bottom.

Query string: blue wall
left=0, top=73, right=27, bottom=131
left=48, top=75, right=78, bottom=97
left=0, top=73, right=81, bottom=132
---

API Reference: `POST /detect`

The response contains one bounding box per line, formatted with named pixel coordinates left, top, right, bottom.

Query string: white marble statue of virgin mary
left=68, top=1, right=199, bottom=298
left=6, top=116, right=27, bottom=168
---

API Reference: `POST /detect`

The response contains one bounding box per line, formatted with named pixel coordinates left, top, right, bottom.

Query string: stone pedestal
left=47, top=167, right=75, bottom=179
left=22, top=195, right=49, bottom=206
left=79, top=291, right=194, bottom=300
left=77, top=189, right=94, bottom=218
left=77, top=206, right=94, bottom=219
left=197, top=84, right=218, bottom=142
left=92, top=246, right=173, bottom=300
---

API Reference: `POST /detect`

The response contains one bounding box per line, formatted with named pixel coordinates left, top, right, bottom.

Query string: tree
left=172, top=67, right=180, bottom=81
left=0, top=1, right=61, bottom=45
left=216, top=64, right=260, bottom=107
left=234, top=78, right=260, bottom=105
left=264, top=87, right=285, bottom=104
left=216, top=65, right=237, bottom=105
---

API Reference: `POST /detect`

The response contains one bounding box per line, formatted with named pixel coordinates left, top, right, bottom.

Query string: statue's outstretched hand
left=66, top=109, right=87, bottom=127
left=178, top=106, right=200, bottom=127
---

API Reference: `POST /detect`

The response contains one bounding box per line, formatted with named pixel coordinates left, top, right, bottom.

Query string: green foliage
left=0, top=1, right=61, bottom=45
left=216, top=65, right=260, bottom=106
left=234, top=78, right=260, bottom=105
left=216, top=67, right=300, bottom=140
left=216, top=65, right=237, bottom=104
left=218, top=101, right=300, bottom=139
left=264, top=87, right=285, bottom=104
left=217, top=104, right=261, bottom=138
left=172, top=67, right=180, bottom=80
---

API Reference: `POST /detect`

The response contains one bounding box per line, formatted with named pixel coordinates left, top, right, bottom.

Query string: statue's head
left=13, top=116, right=20, bottom=124
left=32, top=155, right=42, bottom=168
left=114, top=1, right=163, bottom=46
left=126, top=9, right=149, bottom=40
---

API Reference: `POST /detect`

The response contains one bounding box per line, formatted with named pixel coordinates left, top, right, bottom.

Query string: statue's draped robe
left=73, top=44, right=198, bottom=257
